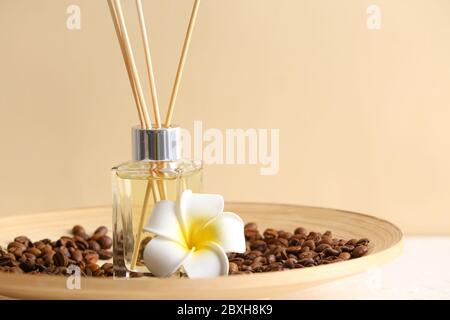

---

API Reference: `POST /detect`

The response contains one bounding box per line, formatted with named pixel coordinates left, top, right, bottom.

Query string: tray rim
left=0, top=201, right=405, bottom=235
left=0, top=203, right=404, bottom=299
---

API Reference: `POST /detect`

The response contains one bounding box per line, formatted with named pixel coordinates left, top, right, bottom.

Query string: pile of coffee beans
left=227, top=223, right=369, bottom=275
left=0, top=225, right=113, bottom=277
left=0, top=223, right=370, bottom=278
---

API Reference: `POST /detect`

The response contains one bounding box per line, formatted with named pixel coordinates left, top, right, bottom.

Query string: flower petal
left=199, top=212, right=246, bottom=253
left=179, top=190, right=224, bottom=239
left=143, top=237, right=191, bottom=278
left=182, top=242, right=229, bottom=279
left=144, top=200, right=185, bottom=245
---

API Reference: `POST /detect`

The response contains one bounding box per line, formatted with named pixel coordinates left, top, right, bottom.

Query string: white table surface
left=282, top=236, right=450, bottom=300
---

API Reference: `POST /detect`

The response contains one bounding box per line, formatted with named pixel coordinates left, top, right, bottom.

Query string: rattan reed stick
left=113, top=0, right=151, bottom=129
left=136, top=0, right=162, bottom=128
left=164, top=0, right=201, bottom=128
left=107, top=0, right=146, bottom=128
left=108, top=0, right=161, bottom=269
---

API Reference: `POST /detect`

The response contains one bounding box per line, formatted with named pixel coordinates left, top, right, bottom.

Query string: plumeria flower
left=143, top=190, right=246, bottom=278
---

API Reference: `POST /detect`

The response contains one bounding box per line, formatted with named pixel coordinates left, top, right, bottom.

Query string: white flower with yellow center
left=143, top=190, right=246, bottom=278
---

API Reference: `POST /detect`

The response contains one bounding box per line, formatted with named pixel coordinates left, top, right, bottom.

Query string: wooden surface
left=0, top=203, right=403, bottom=300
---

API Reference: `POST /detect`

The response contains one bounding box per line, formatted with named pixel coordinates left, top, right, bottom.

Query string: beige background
left=0, top=0, right=449, bottom=234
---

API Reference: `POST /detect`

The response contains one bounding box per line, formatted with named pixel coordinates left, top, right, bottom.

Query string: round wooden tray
left=0, top=203, right=403, bottom=299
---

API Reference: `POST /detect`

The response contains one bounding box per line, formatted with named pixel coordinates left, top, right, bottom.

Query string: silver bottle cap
left=132, top=126, right=181, bottom=161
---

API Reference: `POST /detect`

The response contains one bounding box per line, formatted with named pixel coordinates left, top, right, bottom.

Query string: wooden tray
left=0, top=203, right=403, bottom=299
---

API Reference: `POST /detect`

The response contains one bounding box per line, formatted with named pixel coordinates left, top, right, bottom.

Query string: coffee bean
left=340, top=245, right=354, bottom=253
left=84, top=251, right=99, bottom=264
left=88, top=240, right=101, bottom=252
left=298, top=258, right=315, bottom=266
left=129, top=272, right=145, bottom=278
left=339, top=252, right=351, bottom=260
left=93, top=269, right=105, bottom=277
left=243, top=258, right=253, bottom=266
left=269, top=263, right=283, bottom=271
left=72, top=225, right=86, bottom=237
left=330, top=258, right=344, bottom=264
left=278, top=231, right=292, bottom=239
left=40, top=239, right=51, bottom=246
left=266, top=254, right=276, bottom=264
left=241, top=265, right=253, bottom=272
left=324, top=230, right=332, bottom=237
left=230, top=257, right=244, bottom=266
left=14, top=236, right=32, bottom=248
left=356, top=238, right=370, bottom=246
left=315, top=243, right=331, bottom=252
left=288, top=236, right=304, bottom=246
left=263, top=238, right=275, bottom=246
left=263, top=228, right=278, bottom=239
left=101, top=263, right=114, bottom=276
left=303, top=240, right=316, bottom=251
left=244, top=229, right=261, bottom=241
left=23, top=252, right=36, bottom=261
left=86, top=263, right=100, bottom=272
left=256, top=256, right=267, bottom=264
left=53, top=251, right=68, bottom=267
left=69, top=248, right=83, bottom=262
left=91, top=226, right=108, bottom=241
left=9, top=267, right=24, bottom=274
left=40, top=244, right=53, bottom=255
left=8, top=242, right=27, bottom=255
left=57, top=246, right=71, bottom=258
left=56, top=236, right=74, bottom=248
left=250, top=240, right=267, bottom=252
left=284, top=258, right=297, bottom=269
left=298, top=251, right=314, bottom=260
left=26, top=247, right=41, bottom=257
left=307, top=232, right=321, bottom=242
left=286, top=246, right=302, bottom=254
left=274, top=247, right=288, bottom=260
left=319, top=235, right=333, bottom=246
left=74, top=236, right=89, bottom=251
left=323, top=248, right=340, bottom=257
left=0, top=256, right=13, bottom=267
left=97, top=236, right=113, bottom=250
left=229, top=262, right=239, bottom=274
left=98, top=249, right=113, bottom=260
left=250, top=259, right=263, bottom=270
left=251, top=250, right=263, bottom=256
left=294, top=227, right=307, bottom=235
left=300, top=246, right=310, bottom=253
left=346, top=239, right=358, bottom=246
left=19, top=259, right=36, bottom=272
left=244, top=222, right=257, bottom=231
left=277, top=238, right=289, bottom=247
left=42, top=252, right=55, bottom=267
left=352, top=245, right=368, bottom=258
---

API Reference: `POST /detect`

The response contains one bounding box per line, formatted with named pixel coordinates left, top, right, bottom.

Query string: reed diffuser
left=108, top=0, right=203, bottom=278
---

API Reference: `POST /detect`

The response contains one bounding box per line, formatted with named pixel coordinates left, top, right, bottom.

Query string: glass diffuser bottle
left=112, top=126, right=202, bottom=278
